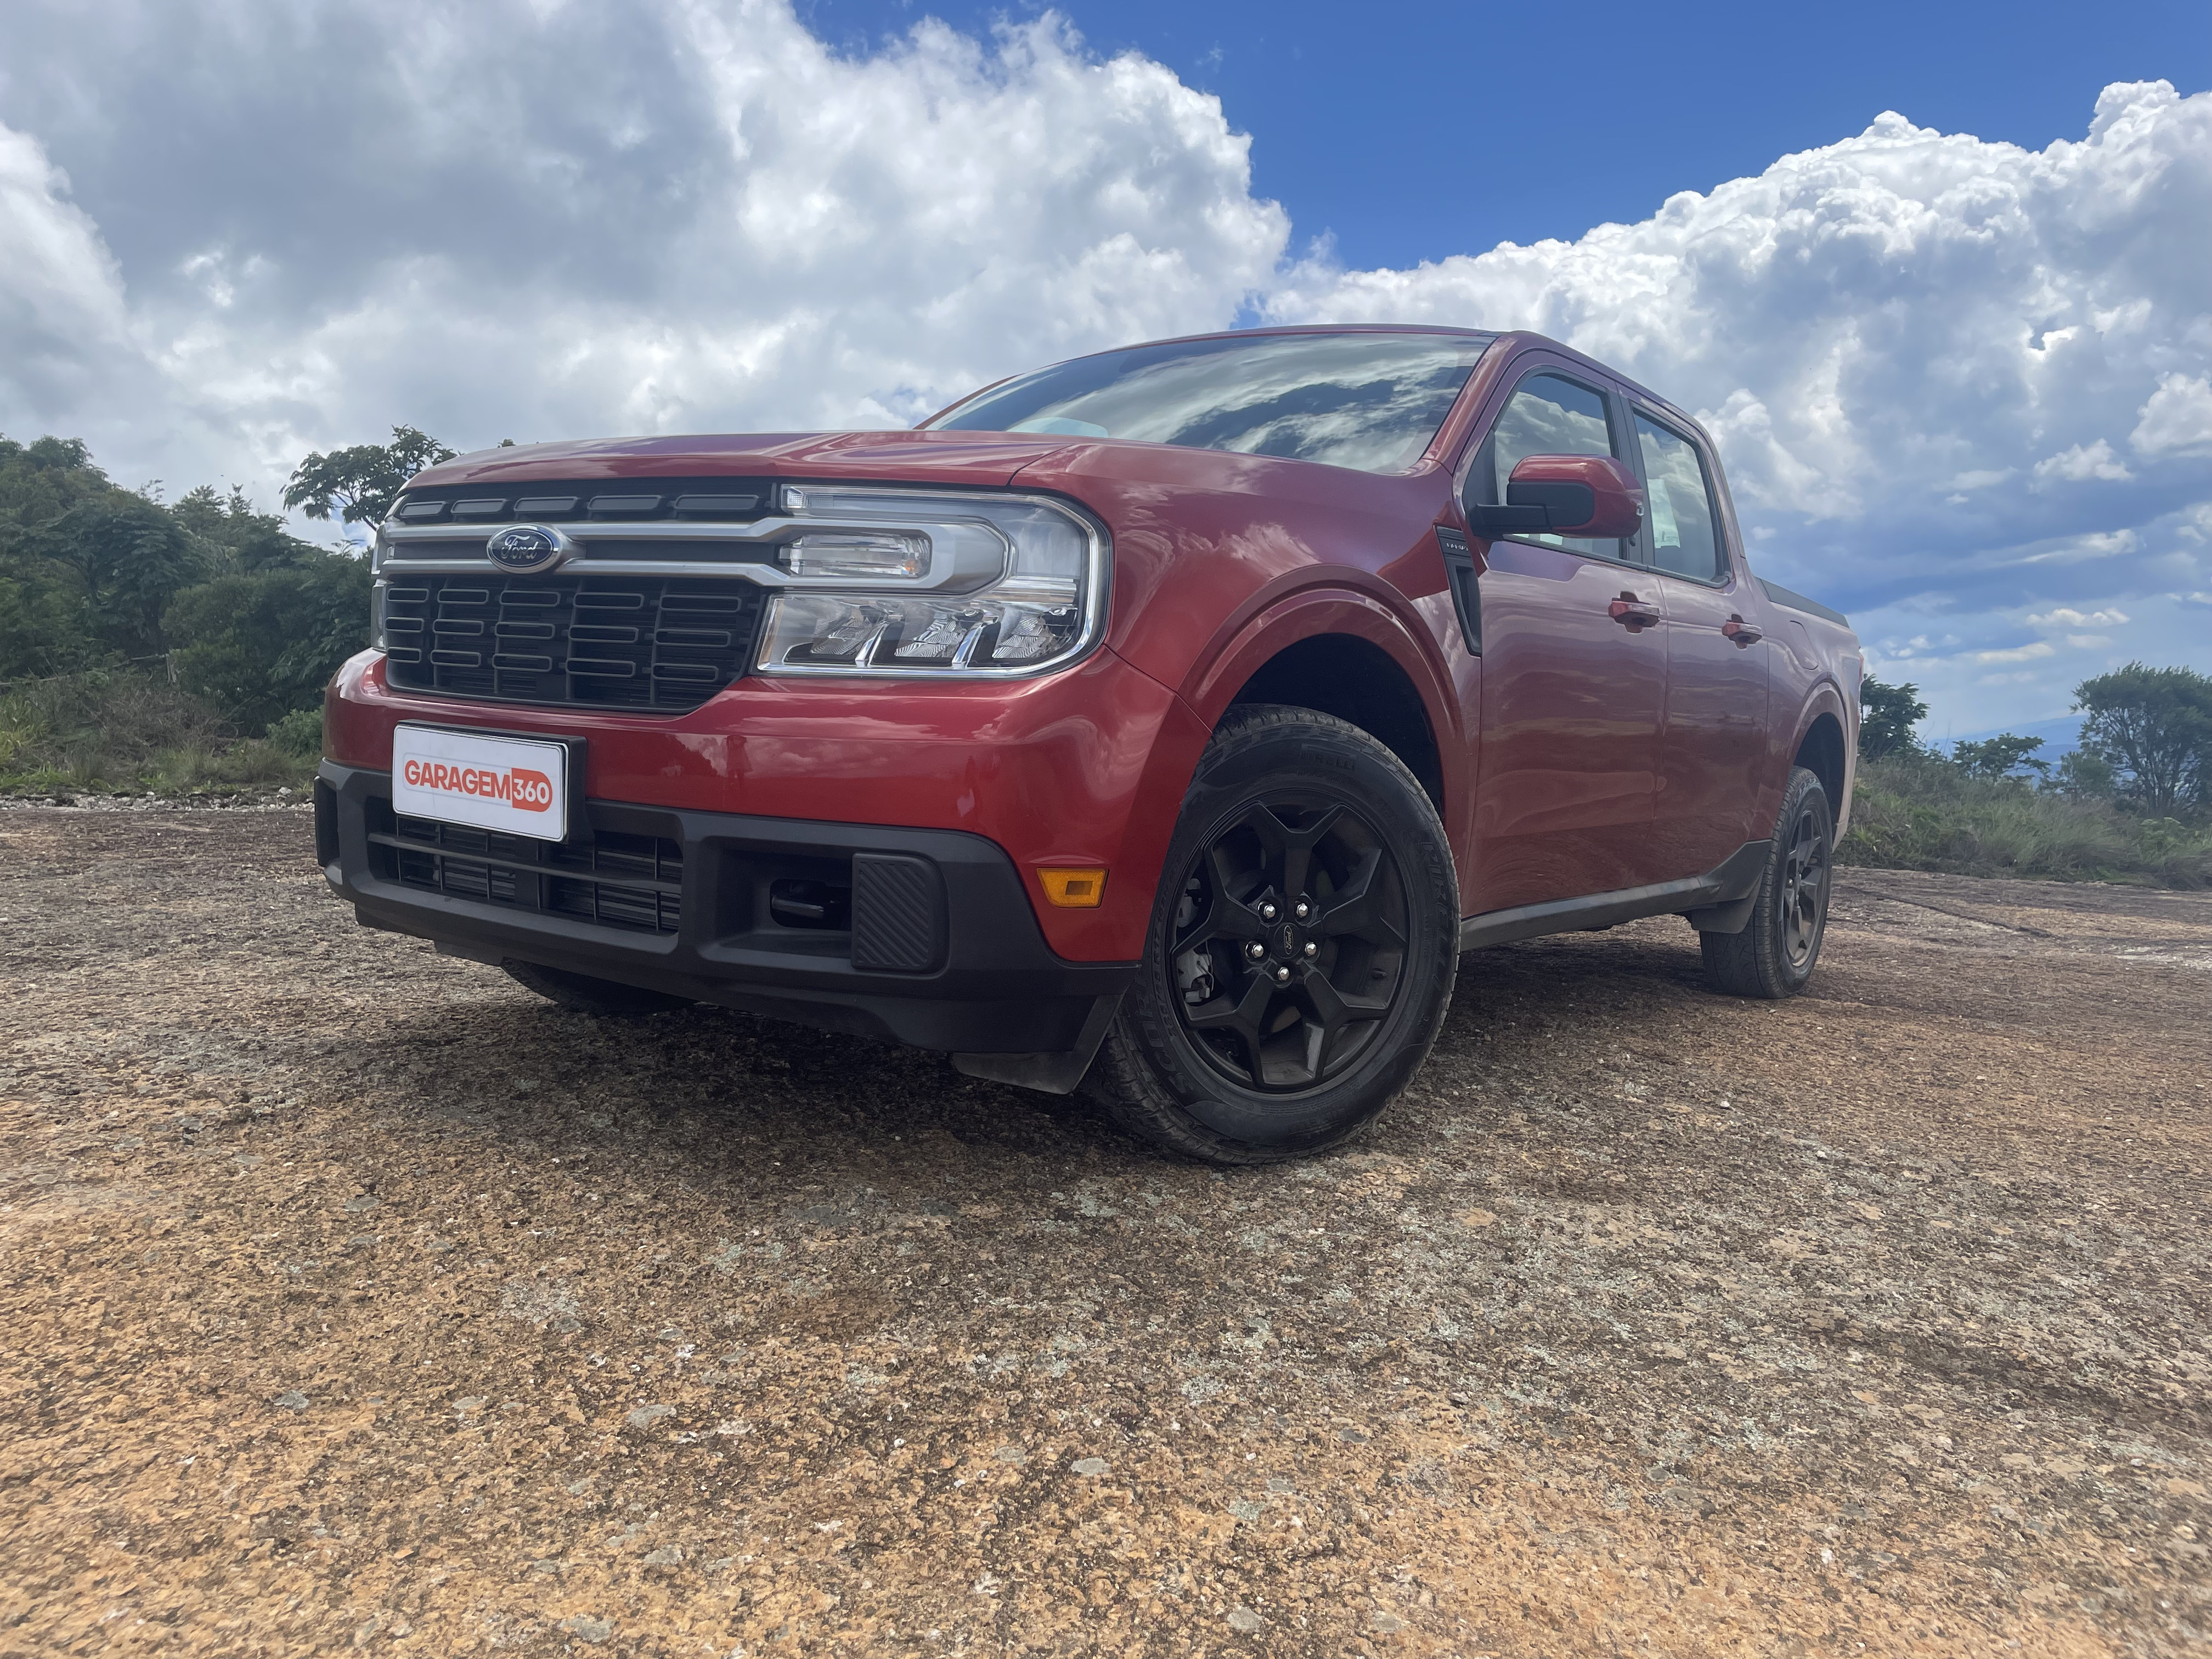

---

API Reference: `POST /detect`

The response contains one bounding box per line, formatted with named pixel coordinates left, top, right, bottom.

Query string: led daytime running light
left=755, top=488, right=1103, bottom=679
left=782, top=529, right=930, bottom=580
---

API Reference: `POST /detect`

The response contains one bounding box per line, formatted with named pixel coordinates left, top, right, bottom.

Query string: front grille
left=368, top=802, right=682, bottom=935
left=382, top=574, right=766, bottom=712
left=390, top=476, right=776, bottom=526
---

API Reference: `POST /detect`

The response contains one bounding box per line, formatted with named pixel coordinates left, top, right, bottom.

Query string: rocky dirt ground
left=0, top=805, right=2206, bottom=1658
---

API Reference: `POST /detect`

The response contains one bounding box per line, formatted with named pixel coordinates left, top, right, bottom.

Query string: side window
left=1474, top=373, right=1624, bottom=561
left=1632, top=413, right=1724, bottom=582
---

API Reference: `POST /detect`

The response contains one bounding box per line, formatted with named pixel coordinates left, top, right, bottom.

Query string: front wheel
left=1086, top=706, right=1460, bottom=1164
left=1700, top=765, right=1833, bottom=999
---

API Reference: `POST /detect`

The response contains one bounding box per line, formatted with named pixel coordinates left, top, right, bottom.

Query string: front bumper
left=315, top=760, right=1135, bottom=1066
left=323, top=646, right=1210, bottom=964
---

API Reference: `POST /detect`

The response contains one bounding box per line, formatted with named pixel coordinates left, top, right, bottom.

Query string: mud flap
left=1683, top=891, right=1759, bottom=935
left=1683, top=840, right=1774, bottom=935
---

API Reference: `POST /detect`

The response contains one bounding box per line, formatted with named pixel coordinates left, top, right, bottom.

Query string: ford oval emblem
left=486, top=523, right=572, bottom=573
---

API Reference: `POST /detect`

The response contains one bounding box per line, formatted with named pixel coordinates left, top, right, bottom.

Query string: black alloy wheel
left=1167, top=798, right=1410, bottom=1091
left=1699, top=764, right=1833, bottom=999
left=1085, top=705, right=1460, bottom=1164
left=1779, top=794, right=1830, bottom=972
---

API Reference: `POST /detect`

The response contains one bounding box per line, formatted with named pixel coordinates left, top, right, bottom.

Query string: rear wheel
left=503, top=960, right=695, bottom=1016
left=1086, top=706, right=1459, bottom=1164
left=1700, top=765, right=1833, bottom=999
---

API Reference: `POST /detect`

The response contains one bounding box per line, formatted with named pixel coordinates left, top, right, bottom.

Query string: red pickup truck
left=318, top=325, right=1860, bottom=1163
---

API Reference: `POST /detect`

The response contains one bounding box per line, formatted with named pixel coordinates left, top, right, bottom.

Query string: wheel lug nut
left=1294, top=900, right=1310, bottom=919
left=1273, top=965, right=1291, bottom=984
left=1302, top=940, right=1317, bottom=957
left=1245, top=941, right=1265, bottom=960
left=1259, top=902, right=1278, bottom=921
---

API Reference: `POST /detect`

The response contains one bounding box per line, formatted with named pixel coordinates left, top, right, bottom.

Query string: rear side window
left=1633, top=413, right=1724, bottom=582
left=1477, top=373, right=1624, bottom=561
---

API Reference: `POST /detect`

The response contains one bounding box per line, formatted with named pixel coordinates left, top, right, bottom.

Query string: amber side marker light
left=1038, top=867, right=1108, bottom=908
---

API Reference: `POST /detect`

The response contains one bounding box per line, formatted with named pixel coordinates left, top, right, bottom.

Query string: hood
left=409, top=430, right=1080, bottom=490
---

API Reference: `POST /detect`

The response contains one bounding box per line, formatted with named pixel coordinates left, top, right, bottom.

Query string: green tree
left=32, top=490, right=208, bottom=662
left=1859, top=674, right=1928, bottom=759
left=2074, top=664, right=2212, bottom=814
left=1949, top=732, right=2049, bottom=782
left=1, top=431, right=379, bottom=721
left=14, top=436, right=94, bottom=474
left=164, top=557, right=371, bottom=732
left=0, top=571, right=83, bottom=681
left=283, top=426, right=455, bottom=528
left=172, top=484, right=319, bottom=572
left=0, top=433, right=131, bottom=677
left=2050, top=748, right=2118, bottom=800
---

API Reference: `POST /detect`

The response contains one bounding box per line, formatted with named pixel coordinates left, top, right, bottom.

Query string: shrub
left=266, top=705, right=324, bottom=758
left=165, top=559, right=368, bottom=732
left=1841, top=755, right=2212, bottom=887
left=0, top=668, right=315, bottom=796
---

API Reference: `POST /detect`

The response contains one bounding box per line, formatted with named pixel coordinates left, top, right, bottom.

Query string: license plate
left=392, top=724, right=571, bottom=840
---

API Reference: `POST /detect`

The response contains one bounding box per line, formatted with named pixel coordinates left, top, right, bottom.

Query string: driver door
left=1460, top=366, right=1672, bottom=915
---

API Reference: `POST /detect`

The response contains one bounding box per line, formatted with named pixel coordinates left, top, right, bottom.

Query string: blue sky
left=0, top=0, right=2206, bottom=740
left=808, top=0, right=2211, bottom=272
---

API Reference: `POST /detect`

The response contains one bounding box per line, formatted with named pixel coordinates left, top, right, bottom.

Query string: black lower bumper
left=315, top=761, right=1133, bottom=1064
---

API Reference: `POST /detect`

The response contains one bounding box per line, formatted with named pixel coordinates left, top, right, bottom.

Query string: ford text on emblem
left=486, top=524, right=572, bottom=572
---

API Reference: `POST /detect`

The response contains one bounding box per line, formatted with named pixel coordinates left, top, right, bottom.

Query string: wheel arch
left=1183, top=591, right=1461, bottom=825
left=1224, top=634, right=1446, bottom=814
left=1786, top=689, right=1855, bottom=838
left=1794, top=712, right=1846, bottom=806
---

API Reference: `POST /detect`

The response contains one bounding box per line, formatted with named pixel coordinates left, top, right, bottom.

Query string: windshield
left=923, top=330, right=1496, bottom=475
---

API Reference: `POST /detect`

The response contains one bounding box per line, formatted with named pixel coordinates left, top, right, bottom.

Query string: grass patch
left=0, top=669, right=319, bottom=798
left=1841, top=755, right=2212, bottom=888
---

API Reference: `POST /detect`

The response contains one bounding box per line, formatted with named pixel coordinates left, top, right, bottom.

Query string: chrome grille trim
left=380, top=517, right=991, bottom=591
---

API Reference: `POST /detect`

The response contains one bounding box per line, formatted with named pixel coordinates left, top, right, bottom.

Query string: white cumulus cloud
left=2025, top=607, right=2130, bottom=627
left=0, top=0, right=1286, bottom=490
left=2133, top=373, right=2212, bottom=456
left=1269, top=81, right=2210, bottom=558
left=2032, top=439, right=2133, bottom=486
left=0, top=122, right=139, bottom=422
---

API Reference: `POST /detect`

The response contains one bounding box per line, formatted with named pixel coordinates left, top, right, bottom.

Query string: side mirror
left=1464, top=454, right=1644, bottom=541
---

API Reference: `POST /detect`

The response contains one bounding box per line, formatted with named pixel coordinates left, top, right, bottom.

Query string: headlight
left=756, top=487, right=1106, bottom=677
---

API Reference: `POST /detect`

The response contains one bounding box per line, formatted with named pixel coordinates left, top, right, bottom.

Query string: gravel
left=1, top=806, right=2205, bottom=1655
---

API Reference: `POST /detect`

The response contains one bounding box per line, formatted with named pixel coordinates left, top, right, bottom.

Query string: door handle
left=1722, top=614, right=1763, bottom=646
left=1607, top=593, right=1660, bottom=631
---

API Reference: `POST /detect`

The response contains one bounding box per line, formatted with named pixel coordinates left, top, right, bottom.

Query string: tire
left=503, top=960, right=695, bottom=1016
left=1700, top=765, right=1833, bottom=999
left=1086, top=704, right=1460, bottom=1164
